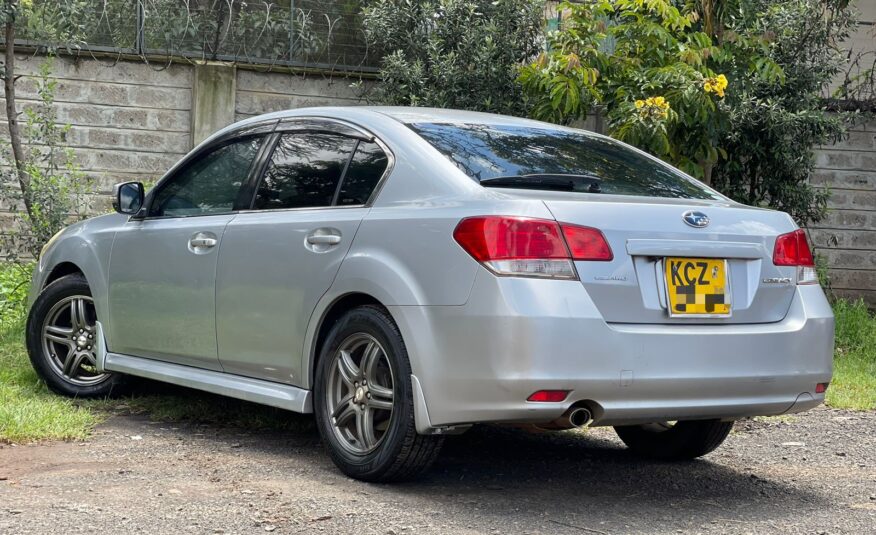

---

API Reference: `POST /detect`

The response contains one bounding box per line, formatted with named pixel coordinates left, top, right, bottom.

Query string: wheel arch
left=304, top=292, right=388, bottom=389
left=43, top=261, right=86, bottom=288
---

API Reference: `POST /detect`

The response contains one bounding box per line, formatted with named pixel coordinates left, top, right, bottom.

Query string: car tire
left=314, top=305, right=444, bottom=482
left=26, top=273, right=127, bottom=398
left=614, top=419, right=733, bottom=460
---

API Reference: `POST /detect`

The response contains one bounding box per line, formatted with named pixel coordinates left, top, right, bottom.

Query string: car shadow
left=111, top=380, right=826, bottom=531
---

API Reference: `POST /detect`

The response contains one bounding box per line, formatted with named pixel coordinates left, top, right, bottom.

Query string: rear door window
left=253, top=133, right=357, bottom=210
left=252, top=133, right=390, bottom=210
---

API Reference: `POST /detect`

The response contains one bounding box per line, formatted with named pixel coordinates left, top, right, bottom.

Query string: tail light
left=453, top=216, right=612, bottom=280
left=773, top=229, right=817, bottom=285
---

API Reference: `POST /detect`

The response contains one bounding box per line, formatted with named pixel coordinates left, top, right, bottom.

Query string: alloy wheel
left=325, top=333, right=396, bottom=454
left=40, top=295, right=109, bottom=386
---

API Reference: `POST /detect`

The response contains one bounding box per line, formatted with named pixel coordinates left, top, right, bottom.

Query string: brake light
left=453, top=216, right=613, bottom=279
left=773, top=229, right=817, bottom=285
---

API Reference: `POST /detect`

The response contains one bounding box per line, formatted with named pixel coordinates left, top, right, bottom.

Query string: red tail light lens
left=815, top=382, right=829, bottom=394
left=453, top=216, right=614, bottom=280
left=773, top=229, right=814, bottom=267
left=561, top=224, right=614, bottom=261
left=452, top=216, right=570, bottom=261
left=773, top=229, right=818, bottom=285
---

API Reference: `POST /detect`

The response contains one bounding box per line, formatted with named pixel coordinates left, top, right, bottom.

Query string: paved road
left=1, top=406, right=874, bottom=534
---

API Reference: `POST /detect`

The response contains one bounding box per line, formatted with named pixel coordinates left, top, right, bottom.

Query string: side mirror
left=112, top=182, right=144, bottom=215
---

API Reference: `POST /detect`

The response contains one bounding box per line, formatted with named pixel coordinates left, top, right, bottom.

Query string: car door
left=215, top=122, right=391, bottom=385
left=107, top=135, right=267, bottom=370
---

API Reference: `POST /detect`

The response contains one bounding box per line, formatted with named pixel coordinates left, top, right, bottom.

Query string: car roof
left=216, top=106, right=569, bottom=138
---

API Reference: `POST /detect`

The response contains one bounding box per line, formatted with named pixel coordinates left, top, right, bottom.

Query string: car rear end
left=384, top=116, right=834, bottom=430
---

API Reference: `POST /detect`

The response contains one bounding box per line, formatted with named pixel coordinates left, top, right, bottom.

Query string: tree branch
left=3, top=3, right=33, bottom=219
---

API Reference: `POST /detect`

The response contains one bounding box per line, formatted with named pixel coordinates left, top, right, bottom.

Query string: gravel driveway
left=1, top=406, right=874, bottom=534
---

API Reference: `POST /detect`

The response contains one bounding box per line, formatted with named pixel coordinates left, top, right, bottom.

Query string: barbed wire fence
left=14, top=0, right=378, bottom=75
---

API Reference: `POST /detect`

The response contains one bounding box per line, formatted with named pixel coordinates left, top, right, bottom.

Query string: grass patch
left=0, top=318, right=312, bottom=443
left=826, top=299, right=876, bottom=411
left=0, top=320, right=103, bottom=443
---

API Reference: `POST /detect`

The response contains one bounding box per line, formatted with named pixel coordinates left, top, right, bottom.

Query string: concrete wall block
left=810, top=170, right=876, bottom=190
left=235, top=91, right=359, bottom=116
left=74, top=147, right=179, bottom=174
left=819, top=131, right=876, bottom=152
left=5, top=77, right=191, bottom=111
left=0, top=100, right=191, bottom=134
left=815, top=149, right=876, bottom=170
left=236, top=69, right=364, bottom=99
left=810, top=229, right=876, bottom=250
left=841, top=131, right=876, bottom=151
left=111, top=107, right=191, bottom=133
left=813, top=209, right=876, bottom=230
left=827, top=269, right=876, bottom=291
left=816, top=248, right=876, bottom=270
left=60, top=127, right=190, bottom=154
left=14, top=56, right=194, bottom=88
left=821, top=189, right=876, bottom=210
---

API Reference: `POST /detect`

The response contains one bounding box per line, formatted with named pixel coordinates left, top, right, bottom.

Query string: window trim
left=239, top=120, right=395, bottom=214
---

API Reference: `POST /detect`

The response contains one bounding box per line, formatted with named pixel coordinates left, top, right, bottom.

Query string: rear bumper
left=390, top=271, right=834, bottom=429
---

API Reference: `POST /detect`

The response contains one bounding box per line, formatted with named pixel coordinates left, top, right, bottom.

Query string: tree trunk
left=699, top=160, right=713, bottom=187
left=3, top=6, right=32, bottom=217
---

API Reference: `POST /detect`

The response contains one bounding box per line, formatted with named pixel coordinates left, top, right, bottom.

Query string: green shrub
left=828, top=299, right=876, bottom=410
left=361, top=0, right=544, bottom=115
left=0, top=263, right=31, bottom=328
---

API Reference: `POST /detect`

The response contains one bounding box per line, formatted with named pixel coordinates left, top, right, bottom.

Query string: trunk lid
left=528, top=192, right=798, bottom=324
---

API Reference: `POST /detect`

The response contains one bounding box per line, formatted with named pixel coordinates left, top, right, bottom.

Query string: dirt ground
left=1, top=406, right=874, bottom=534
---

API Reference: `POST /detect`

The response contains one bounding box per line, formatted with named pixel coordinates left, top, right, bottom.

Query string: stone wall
left=810, top=120, right=876, bottom=306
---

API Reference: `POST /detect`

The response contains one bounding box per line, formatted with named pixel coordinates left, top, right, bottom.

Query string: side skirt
left=94, top=323, right=312, bottom=413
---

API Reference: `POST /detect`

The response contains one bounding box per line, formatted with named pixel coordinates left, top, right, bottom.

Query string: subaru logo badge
left=682, top=210, right=710, bottom=228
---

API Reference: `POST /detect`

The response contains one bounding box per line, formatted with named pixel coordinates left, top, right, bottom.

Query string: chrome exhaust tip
left=566, top=407, right=593, bottom=428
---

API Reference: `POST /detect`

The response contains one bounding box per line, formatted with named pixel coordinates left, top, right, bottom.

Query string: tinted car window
left=254, top=133, right=357, bottom=210
left=408, top=122, right=722, bottom=200
left=337, top=141, right=389, bottom=206
left=151, top=136, right=263, bottom=217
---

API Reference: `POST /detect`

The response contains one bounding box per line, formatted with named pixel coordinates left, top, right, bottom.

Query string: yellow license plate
left=664, top=257, right=730, bottom=317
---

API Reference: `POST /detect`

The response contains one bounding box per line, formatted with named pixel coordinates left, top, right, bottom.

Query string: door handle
left=189, top=237, right=217, bottom=248
left=306, top=235, right=341, bottom=245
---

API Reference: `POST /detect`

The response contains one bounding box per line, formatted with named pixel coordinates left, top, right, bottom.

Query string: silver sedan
left=27, top=107, right=834, bottom=481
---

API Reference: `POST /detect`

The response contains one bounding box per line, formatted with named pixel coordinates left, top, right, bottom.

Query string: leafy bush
left=519, top=0, right=855, bottom=225
left=361, top=0, right=544, bottom=115
left=0, top=262, right=30, bottom=328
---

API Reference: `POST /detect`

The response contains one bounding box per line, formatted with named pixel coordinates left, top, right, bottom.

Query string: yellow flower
left=635, top=96, right=671, bottom=120
left=704, top=74, right=728, bottom=98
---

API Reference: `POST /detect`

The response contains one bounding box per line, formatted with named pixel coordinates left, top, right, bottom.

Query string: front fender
left=31, top=214, right=125, bottom=334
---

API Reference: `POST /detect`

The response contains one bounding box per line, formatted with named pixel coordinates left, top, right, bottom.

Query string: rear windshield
left=408, top=122, right=722, bottom=200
